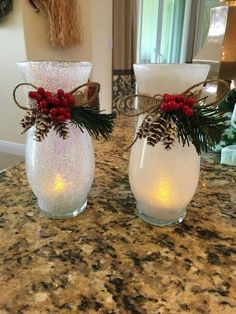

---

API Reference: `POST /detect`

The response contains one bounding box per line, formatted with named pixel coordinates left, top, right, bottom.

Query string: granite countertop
left=0, top=117, right=235, bottom=314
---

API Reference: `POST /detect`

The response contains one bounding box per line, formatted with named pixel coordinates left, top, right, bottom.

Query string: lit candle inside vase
left=129, top=137, right=200, bottom=226
left=25, top=124, right=95, bottom=219
left=53, top=174, right=66, bottom=193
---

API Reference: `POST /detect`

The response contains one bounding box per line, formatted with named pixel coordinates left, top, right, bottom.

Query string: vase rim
left=133, top=63, right=210, bottom=69
left=17, top=61, right=92, bottom=67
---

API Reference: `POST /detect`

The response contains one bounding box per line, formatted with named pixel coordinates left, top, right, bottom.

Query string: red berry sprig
left=28, top=87, right=76, bottom=122
left=160, top=93, right=196, bottom=117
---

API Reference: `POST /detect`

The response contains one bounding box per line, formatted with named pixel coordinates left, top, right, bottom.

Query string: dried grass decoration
left=34, top=0, right=81, bottom=47
left=115, top=80, right=230, bottom=155
left=13, top=82, right=115, bottom=142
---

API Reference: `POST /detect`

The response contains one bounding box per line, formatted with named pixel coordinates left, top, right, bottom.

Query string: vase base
left=137, top=210, right=186, bottom=227
left=38, top=200, right=87, bottom=219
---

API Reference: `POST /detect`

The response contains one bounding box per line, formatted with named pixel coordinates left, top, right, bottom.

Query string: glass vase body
left=18, top=61, right=95, bottom=219
left=130, top=63, right=210, bottom=226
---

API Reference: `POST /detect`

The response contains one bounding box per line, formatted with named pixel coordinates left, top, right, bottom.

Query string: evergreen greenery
left=165, top=101, right=227, bottom=155
left=70, top=106, right=115, bottom=140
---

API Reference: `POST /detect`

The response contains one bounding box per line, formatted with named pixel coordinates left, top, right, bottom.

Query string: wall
left=0, top=0, right=26, bottom=145
left=22, top=0, right=92, bottom=61
left=0, top=0, right=112, bottom=150
left=91, top=0, right=113, bottom=113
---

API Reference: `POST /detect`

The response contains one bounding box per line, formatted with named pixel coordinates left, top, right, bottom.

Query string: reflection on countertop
left=0, top=117, right=235, bottom=314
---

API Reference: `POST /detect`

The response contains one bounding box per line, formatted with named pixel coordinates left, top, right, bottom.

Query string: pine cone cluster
left=21, top=109, right=71, bottom=141
left=137, top=113, right=177, bottom=148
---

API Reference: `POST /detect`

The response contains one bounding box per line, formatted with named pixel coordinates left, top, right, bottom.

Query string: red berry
left=163, top=94, right=169, bottom=99
left=61, top=99, right=69, bottom=107
left=47, top=96, right=53, bottom=104
left=29, top=91, right=37, bottom=99
left=175, top=94, right=185, bottom=102
left=182, top=105, right=189, bottom=112
left=185, top=108, right=194, bottom=117
left=58, top=107, right=67, bottom=115
left=50, top=108, right=58, bottom=116
left=161, top=102, right=168, bottom=111
left=35, top=93, right=43, bottom=102
left=51, top=96, right=60, bottom=106
left=38, top=100, right=48, bottom=108
left=182, top=105, right=194, bottom=117
left=58, top=115, right=66, bottom=122
left=173, top=102, right=181, bottom=110
left=168, top=100, right=176, bottom=110
left=163, top=94, right=174, bottom=102
left=45, top=91, right=52, bottom=98
left=186, top=97, right=195, bottom=106
left=64, top=93, right=75, bottom=106
left=37, top=87, right=46, bottom=96
left=65, top=112, right=71, bottom=120
left=57, top=89, right=64, bottom=98
left=29, top=91, right=42, bottom=102
left=177, top=101, right=184, bottom=108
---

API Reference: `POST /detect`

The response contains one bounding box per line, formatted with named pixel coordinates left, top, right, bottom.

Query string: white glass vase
left=129, top=63, right=210, bottom=226
left=18, top=61, right=95, bottom=219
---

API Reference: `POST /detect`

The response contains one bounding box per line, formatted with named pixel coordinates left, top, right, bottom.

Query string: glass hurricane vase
left=18, top=61, right=95, bottom=219
left=129, top=63, right=210, bottom=226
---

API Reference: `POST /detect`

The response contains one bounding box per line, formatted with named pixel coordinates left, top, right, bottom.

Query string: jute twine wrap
left=13, top=82, right=100, bottom=111
left=115, top=79, right=230, bottom=117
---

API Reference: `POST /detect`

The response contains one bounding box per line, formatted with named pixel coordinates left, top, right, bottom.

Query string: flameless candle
left=53, top=174, right=66, bottom=193
left=129, top=136, right=200, bottom=225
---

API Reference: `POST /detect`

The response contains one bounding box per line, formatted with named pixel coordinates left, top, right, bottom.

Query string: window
left=137, top=0, right=187, bottom=63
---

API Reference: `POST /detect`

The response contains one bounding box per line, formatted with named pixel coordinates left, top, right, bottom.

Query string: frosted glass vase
left=129, top=63, right=210, bottom=226
left=18, top=61, right=95, bottom=219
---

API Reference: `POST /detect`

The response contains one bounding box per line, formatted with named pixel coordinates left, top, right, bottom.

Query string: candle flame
left=54, top=174, right=66, bottom=192
left=154, top=178, right=173, bottom=207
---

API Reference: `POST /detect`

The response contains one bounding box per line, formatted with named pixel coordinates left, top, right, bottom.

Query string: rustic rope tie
left=13, top=82, right=100, bottom=111
left=115, top=79, right=230, bottom=117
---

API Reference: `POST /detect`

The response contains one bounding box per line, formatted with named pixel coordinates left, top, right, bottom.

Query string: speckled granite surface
left=0, top=117, right=235, bottom=314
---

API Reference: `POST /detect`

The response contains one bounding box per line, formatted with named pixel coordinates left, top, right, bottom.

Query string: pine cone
left=20, top=110, right=36, bottom=131
left=147, top=116, right=167, bottom=146
left=34, top=111, right=51, bottom=141
left=137, top=114, right=156, bottom=139
left=53, top=121, right=70, bottom=140
left=162, top=118, right=177, bottom=150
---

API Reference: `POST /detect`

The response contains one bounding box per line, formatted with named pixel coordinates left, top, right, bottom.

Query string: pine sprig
left=70, top=106, right=115, bottom=140
left=173, top=102, right=227, bottom=154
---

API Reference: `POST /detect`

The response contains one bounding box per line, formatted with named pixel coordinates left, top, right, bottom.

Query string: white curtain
left=137, top=0, right=187, bottom=63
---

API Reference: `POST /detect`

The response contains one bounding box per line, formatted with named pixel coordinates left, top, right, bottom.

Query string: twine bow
left=115, top=79, right=229, bottom=117
left=13, top=81, right=115, bottom=141
left=13, top=81, right=100, bottom=111
left=114, top=79, right=230, bottom=153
